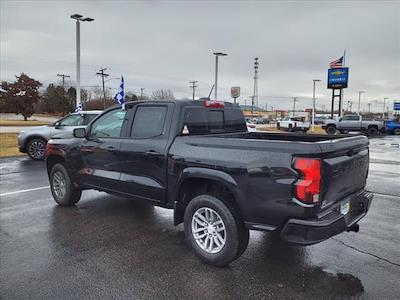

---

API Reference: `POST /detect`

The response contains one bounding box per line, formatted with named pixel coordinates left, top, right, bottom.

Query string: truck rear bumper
left=280, top=190, right=373, bottom=245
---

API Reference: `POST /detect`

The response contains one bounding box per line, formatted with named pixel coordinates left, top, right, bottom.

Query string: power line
left=96, top=68, right=109, bottom=109
left=189, top=80, right=198, bottom=100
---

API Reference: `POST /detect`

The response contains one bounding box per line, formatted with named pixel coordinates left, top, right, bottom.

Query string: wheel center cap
left=207, top=224, right=215, bottom=234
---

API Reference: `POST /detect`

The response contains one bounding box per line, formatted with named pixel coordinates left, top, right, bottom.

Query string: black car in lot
left=45, top=100, right=373, bottom=266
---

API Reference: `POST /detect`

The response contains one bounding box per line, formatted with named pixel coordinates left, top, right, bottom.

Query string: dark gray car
left=18, top=111, right=101, bottom=160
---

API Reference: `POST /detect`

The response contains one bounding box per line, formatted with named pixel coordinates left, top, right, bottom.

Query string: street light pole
left=383, top=97, right=388, bottom=119
left=358, top=91, right=364, bottom=115
left=76, top=19, right=80, bottom=110
left=312, top=79, right=321, bottom=132
left=71, top=14, right=94, bottom=111
left=213, top=52, right=227, bottom=101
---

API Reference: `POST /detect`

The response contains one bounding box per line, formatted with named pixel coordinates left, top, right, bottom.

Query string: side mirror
left=73, top=128, right=86, bottom=138
left=54, top=121, right=61, bottom=129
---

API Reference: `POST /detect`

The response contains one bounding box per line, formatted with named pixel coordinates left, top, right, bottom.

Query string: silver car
left=18, top=111, right=101, bottom=160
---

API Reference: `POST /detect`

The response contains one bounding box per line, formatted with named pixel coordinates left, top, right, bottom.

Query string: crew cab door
left=118, top=103, right=174, bottom=203
left=79, top=108, right=130, bottom=191
left=339, top=115, right=361, bottom=130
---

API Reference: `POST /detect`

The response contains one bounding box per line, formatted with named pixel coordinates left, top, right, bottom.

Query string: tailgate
left=318, top=136, right=369, bottom=209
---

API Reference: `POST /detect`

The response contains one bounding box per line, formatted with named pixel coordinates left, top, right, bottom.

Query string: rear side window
left=183, top=107, right=246, bottom=135
left=83, top=114, right=98, bottom=125
left=59, top=114, right=84, bottom=126
left=131, top=106, right=167, bottom=138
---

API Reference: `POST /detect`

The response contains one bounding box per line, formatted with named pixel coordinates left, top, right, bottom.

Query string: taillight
left=204, top=100, right=225, bottom=108
left=293, top=158, right=321, bottom=204
left=45, top=143, right=65, bottom=158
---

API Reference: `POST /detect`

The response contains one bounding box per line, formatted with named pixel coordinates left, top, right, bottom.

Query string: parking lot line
left=0, top=186, right=50, bottom=197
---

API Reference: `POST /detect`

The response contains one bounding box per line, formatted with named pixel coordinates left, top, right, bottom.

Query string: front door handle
left=145, top=150, right=161, bottom=157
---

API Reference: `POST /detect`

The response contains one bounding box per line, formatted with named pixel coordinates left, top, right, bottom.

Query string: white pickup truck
left=277, top=116, right=310, bottom=132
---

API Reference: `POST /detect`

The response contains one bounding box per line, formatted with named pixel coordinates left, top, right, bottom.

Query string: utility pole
left=57, top=74, right=71, bottom=116
left=57, top=74, right=70, bottom=90
left=368, top=103, right=371, bottom=113
left=96, top=68, right=109, bottom=109
left=349, top=101, right=353, bottom=112
left=140, top=88, right=145, bottom=100
left=292, top=97, right=298, bottom=116
left=189, top=81, right=198, bottom=100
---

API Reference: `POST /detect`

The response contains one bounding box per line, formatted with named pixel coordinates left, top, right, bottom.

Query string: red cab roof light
left=204, top=100, right=225, bottom=108
left=293, top=158, right=321, bottom=204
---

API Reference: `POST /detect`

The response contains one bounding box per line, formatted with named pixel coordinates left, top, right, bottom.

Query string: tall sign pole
left=327, top=65, right=349, bottom=118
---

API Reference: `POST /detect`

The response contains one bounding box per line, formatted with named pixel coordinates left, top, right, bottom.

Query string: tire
left=277, top=123, right=281, bottom=130
left=394, top=128, right=400, bottom=135
left=50, top=163, right=82, bottom=206
left=27, top=138, right=46, bottom=160
left=302, top=128, right=308, bottom=133
left=339, top=130, right=349, bottom=134
left=184, top=194, right=249, bottom=267
left=326, top=126, right=336, bottom=135
left=367, top=126, right=378, bottom=136
left=288, top=124, right=293, bottom=132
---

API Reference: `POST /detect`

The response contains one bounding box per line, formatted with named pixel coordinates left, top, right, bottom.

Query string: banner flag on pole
left=75, top=102, right=82, bottom=112
left=114, top=76, right=125, bottom=110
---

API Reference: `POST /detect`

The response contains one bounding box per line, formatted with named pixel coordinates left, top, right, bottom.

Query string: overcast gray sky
left=1, top=0, right=399, bottom=111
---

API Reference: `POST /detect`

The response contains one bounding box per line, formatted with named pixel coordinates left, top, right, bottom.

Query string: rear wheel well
left=174, top=178, right=240, bottom=226
left=46, top=156, right=65, bottom=176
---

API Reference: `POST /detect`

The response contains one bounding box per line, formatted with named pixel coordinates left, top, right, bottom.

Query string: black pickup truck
left=45, top=100, right=373, bottom=266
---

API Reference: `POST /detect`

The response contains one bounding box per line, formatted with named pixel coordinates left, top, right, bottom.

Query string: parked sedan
left=18, top=111, right=101, bottom=160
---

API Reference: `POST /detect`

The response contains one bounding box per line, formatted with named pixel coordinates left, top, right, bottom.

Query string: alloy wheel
left=191, top=207, right=227, bottom=254
left=52, top=170, right=66, bottom=199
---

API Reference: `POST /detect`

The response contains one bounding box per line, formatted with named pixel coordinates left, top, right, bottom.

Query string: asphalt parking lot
left=1, top=135, right=399, bottom=299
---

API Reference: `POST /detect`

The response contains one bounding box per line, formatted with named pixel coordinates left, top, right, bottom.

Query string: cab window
left=131, top=106, right=167, bottom=138
left=90, top=109, right=127, bottom=138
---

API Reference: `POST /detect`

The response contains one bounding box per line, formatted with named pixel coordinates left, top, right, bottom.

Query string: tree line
left=0, top=73, right=175, bottom=120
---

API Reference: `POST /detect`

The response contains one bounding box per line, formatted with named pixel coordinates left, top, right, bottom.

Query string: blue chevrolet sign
left=394, top=102, right=400, bottom=110
left=327, top=67, right=349, bottom=89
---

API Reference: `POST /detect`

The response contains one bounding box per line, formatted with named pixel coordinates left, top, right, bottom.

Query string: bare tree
left=151, top=89, right=175, bottom=100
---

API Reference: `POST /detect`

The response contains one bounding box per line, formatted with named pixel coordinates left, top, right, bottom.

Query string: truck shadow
left=48, top=193, right=364, bottom=299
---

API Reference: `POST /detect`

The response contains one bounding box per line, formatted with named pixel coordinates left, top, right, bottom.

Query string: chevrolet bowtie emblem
left=332, top=70, right=344, bottom=76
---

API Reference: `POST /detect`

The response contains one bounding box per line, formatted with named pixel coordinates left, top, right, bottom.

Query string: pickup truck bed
left=45, top=100, right=373, bottom=266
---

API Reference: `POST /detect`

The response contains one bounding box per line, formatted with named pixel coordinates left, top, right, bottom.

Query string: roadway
left=0, top=135, right=399, bottom=299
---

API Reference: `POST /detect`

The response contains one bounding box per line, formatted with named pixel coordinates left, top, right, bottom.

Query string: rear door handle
left=107, top=146, right=118, bottom=153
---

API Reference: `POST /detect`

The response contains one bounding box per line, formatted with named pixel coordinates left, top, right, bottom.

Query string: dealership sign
left=394, top=101, right=400, bottom=110
left=327, top=67, right=349, bottom=89
left=231, top=87, right=240, bottom=98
